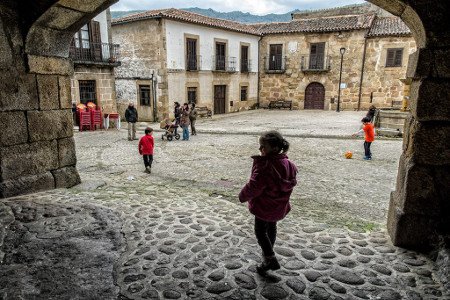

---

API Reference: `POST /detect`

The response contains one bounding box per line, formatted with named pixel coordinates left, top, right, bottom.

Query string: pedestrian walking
left=180, top=103, right=190, bottom=140
left=239, top=131, right=298, bottom=275
left=125, top=102, right=138, bottom=141
left=173, top=102, right=181, bottom=135
left=189, top=103, right=198, bottom=135
left=138, top=127, right=154, bottom=173
left=352, top=116, right=375, bottom=160
left=366, top=105, right=377, bottom=122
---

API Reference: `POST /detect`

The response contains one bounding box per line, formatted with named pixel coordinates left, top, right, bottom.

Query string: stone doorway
left=304, top=82, right=325, bottom=109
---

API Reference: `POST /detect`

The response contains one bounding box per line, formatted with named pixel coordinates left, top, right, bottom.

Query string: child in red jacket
left=239, top=131, right=298, bottom=275
left=138, top=127, right=154, bottom=173
left=352, top=117, right=375, bottom=160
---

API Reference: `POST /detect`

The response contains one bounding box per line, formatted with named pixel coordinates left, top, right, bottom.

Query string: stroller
left=160, top=119, right=180, bottom=141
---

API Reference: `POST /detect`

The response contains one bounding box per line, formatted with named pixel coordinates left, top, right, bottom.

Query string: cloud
left=111, top=0, right=366, bottom=15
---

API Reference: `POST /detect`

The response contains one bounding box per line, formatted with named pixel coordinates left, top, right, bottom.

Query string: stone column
left=0, top=9, right=80, bottom=198
left=387, top=47, right=450, bottom=249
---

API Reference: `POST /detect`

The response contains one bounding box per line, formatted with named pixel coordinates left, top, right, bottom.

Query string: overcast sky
left=111, top=0, right=367, bottom=15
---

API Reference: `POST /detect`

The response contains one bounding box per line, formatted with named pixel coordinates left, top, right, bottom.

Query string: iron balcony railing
left=240, top=59, right=252, bottom=73
left=186, top=55, right=202, bottom=71
left=301, top=55, right=331, bottom=71
left=264, top=55, right=286, bottom=72
left=70, top=42, right=120, bottom=64
left=212, top=55, right=237, bottom=72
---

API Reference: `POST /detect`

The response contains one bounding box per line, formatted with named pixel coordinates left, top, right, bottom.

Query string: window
left=186, top=38, right=198, bottom=71
left=79, top=80, right=96, bottom=105
left=309, top=42, right=325, bottom=70
left=139, top=85, right=151, bottom=106
left=241, top=45, right=249, bottom=72
left=240, top=86, right=248, bottom=101
left=215, top=42, right=226, bottom=70
left=187, top=87, right=197, bottom=104
left=269, top=44, right=283, bottom=70
left=386, top=48, right=403, bottom=67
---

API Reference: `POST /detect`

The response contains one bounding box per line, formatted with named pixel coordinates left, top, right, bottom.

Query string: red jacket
left=138, top=135, right=154, bottom=155
left=239, top=153, right=298, bottom=222
left=363, top=123, right=375, bottom=142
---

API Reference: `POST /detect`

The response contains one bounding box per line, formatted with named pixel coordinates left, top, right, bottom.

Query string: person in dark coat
left=239, top=131, right=298, bottom=275
left=125, top=102, right=138, bottom=141
left=366, top=105, right=377, bottom=122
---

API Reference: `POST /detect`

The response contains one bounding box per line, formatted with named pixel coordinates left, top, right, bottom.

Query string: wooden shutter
left=90, top=21, right=102, bottom=61
left=394, top=49, right=403, bottom=66
left=386, top=49, right=395, bottom=67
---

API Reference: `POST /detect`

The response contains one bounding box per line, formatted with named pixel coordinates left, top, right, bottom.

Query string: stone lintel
left=0, top=172, right=55, bottom=198
left=35, top=6, right=84, bottom=31
left=58, top=0, right=118, bottom=13
left=27, top=110, right=73, bottom=142
left=28, top=55, right=73, bottom=76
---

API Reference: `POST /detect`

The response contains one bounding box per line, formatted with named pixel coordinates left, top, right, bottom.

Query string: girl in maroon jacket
left=138, top=127, right=154, bottom=173
left=239, top=131, right=298, bottom=275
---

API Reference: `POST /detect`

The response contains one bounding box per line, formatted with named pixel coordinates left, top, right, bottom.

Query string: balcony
left=264, top=55, right=286, bottom=73
left=240, top=59, right=252, bottom=73
left=301, top=55, right=331, bottom=72
left=70, top=42, right=120, bottom=66
left=212, top=55, right=236, bottom=72
left=186, top=55, right=202, bottom=71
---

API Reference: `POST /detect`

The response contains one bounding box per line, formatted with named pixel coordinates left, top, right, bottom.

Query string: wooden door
left=304, top=82, right=325, bottom=110
left=269, top=44, right=282, bottom=70
left=214, top=85, right=226, bottom=115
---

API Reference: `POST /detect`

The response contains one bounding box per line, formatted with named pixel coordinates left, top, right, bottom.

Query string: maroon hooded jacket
left=239, top=153, right=298, bottom=222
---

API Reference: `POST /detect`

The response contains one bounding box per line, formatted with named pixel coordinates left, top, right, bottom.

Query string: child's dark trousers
left=255, top=217, right=277, bottom=257
left=143, top=155, right=153, bottom=168
left=364, top=141, right=372, bottom=158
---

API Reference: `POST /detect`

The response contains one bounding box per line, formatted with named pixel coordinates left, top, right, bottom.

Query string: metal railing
left=264, top=55, right=286, bottom=72
left=212, top=55, right=236, bottom=72
left=186, top=55, right=202, bottom=71
left=240, top=59, right=252, bottom=73
left=70, top=42, right=120, bottom=64
left=301, top=55, right=331, bottom=71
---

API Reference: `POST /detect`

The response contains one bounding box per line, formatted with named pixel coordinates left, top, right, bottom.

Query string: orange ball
left=345, top=151, right=353, bottom=159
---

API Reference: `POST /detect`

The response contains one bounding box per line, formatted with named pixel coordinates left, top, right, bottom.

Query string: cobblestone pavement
left=1, top=110, right=448, bottom=299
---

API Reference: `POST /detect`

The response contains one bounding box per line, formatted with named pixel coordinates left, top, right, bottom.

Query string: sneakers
left=256, top=256, right=280, bottom=275
left=363, top=156, right=372, bottom=160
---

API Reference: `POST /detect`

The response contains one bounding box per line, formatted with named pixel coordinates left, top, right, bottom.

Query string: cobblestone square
left=0, top=111, right=448, bottom=299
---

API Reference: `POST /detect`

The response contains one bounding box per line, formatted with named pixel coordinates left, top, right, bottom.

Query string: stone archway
left=0, top=0, right=117, bottom=198
left=0, top=0, right=448, bottom=253
left=304, top=82, right=325, bottom=110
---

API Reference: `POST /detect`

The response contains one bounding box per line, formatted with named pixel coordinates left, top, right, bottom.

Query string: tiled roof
left=367, top=17, right=411, bottom=37
left=112, top=8, right=261, bottom=36
left=257, top=14, right=376, bottom=35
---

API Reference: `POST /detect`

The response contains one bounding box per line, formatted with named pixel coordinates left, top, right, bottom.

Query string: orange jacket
left=363, top=123, right=375, bottom=142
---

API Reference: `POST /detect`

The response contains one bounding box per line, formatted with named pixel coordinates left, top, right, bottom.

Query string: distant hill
left=111, top=7, right=301, bottom=23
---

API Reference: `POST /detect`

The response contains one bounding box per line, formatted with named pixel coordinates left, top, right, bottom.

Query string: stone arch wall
left=367, top=0, right=450, bottom=250
left=0, top=0, right=448, bottom=252
left=0, top=0, right=117, bottom=197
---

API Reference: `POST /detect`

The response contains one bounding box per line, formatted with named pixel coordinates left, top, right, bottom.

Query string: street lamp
left=337, top=47, right=346, bottom=112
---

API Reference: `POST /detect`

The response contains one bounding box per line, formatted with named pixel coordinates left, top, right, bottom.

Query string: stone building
left=69, top=9, right=120, bottom=114
left=112, top=9, right=260, bottom=121
left=257, top=4, right=416, bottom=110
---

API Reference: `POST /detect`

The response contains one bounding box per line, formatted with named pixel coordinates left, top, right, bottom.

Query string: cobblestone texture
left=0, top=110, right=448, bottom=299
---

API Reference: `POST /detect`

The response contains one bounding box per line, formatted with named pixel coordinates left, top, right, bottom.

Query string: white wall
left=165, top=20, right=260, bottom=72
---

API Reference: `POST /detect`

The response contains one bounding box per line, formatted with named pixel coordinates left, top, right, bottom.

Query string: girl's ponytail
left=281, top=139, right=289, bottom=153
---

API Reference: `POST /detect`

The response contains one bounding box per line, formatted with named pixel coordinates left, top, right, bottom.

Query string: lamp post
left=337, top=47, right=346, bottom=112
left=151, top=70, right=158, bottom=122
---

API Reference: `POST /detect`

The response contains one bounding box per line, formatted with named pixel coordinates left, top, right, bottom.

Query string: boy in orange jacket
left=138, top=127, right=154, bottom=173
left=352, top=117, right=375, bottom=160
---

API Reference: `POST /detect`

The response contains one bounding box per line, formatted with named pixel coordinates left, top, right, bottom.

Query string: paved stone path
left=1, top=110, right=448, bottom=299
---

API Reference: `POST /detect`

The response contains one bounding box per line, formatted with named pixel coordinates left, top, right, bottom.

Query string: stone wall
left=259, top=30, right=415, bottom=110
left=71, top=65, right=117, bottom=114
left=112, top=19, right=167, bottom=121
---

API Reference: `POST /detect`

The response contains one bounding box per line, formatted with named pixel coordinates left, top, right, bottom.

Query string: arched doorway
left=304, top=82, right=325, bottom=109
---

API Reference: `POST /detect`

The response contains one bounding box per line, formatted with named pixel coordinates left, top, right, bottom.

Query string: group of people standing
left=173, top=102, right=198, bottom=140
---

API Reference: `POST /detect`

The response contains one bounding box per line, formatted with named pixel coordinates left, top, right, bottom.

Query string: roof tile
left=367, top=17, right=411, bottom=37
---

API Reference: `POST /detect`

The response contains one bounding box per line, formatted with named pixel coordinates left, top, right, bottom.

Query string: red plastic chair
left=91, top=109, right=103, bottom=130
left=79, top=111, right=92, bottom=131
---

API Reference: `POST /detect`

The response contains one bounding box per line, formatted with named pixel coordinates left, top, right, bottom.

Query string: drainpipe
left=257, top=35, right=262, bottom=108
left=357, top=31, right=369, bottom=111
left=152, top=70, right=158, bottom=122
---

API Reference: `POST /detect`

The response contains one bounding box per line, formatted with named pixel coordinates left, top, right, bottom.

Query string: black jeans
left=143, top=155, right=153, bottom=168
left=254, top=217, right=277, bottom=257
left=364, top=141, right=372, bottom=158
